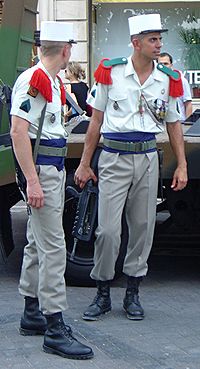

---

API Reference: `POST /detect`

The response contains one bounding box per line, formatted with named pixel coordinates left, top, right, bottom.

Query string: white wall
left=38, top=0, right=89, bottom=83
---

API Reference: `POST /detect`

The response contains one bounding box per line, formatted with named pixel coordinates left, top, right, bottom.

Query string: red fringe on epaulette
left=94, top=58, right=112, bottom=85
left=169, top=70, right=184, bottom=97
left=29, top=68, right=52, bottom=102
left=56, top=75, right=66, bottom=105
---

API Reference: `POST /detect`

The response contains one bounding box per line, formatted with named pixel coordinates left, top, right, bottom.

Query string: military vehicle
left=0, top=0, right=38, bottom=258
left=1, top=0, right=200, bottom=286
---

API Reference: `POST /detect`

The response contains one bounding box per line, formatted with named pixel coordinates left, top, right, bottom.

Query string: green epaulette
left=157, top=63, right=180, bottom=80
left=102, top=57, right=128, bottom=68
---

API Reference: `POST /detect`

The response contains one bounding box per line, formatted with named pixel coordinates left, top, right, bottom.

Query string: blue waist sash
left=31, top=138, right=66, bottom=171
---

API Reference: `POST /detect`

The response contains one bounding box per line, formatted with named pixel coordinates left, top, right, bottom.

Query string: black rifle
left=66, top=147, right=102, bottom=259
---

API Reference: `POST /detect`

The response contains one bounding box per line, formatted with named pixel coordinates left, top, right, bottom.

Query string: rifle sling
left=33, top=103, right=47, bottom=163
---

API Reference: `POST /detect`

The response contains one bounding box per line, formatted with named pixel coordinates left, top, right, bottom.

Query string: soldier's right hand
left=74, top=164, right=97, bottom=189
left=26, top=179, right=44, bottom=208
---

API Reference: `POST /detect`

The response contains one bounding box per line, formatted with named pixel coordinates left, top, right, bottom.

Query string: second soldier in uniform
left=10, top=21, right=93, bottom=359
left=75, top=13, right=187, bottom=321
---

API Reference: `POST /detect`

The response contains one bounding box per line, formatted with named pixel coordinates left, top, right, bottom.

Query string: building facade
left=38, top=0, right=91, bottom=83
left=38, top=0, right=200, bottom=100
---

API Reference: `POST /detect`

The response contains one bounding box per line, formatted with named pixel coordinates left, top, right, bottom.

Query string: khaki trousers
left=19, top=165, right=67, bottom=315
left=90, top=150, right=158, bottom=281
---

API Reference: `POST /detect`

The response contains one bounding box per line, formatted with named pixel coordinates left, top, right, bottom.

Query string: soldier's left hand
left=171, top=166, right=188, bottom=191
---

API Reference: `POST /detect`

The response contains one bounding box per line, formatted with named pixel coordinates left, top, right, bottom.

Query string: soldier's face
left=139, top=32, right=163, bottom=60
left=158, top=55, right=172, bottom=69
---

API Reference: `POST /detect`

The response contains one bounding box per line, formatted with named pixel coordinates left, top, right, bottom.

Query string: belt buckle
left=55, top=147, right=60, bottom=156
left=134, top=141, right=143, bottom=152
left=127, top=141, right=132, bottom=151
left=63, top=146, right=67, bottom=156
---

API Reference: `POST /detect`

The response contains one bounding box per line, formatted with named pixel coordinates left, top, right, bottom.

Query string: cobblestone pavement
left=1, top=206, right=200, bottom=369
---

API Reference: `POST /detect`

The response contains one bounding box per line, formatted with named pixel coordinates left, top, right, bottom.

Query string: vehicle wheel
left=165, top=179, right=197, bottom=232
left=63, top=193, right=128, bottom=287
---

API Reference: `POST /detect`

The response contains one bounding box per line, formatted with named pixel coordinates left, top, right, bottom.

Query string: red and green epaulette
left=157, top=63, right=183, bottom=98
left=29, top=68, right=66, bottom=105
left=94, top=57, right=128, bottom=85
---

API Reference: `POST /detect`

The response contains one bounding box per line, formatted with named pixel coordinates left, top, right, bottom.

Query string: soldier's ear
left=132, top=37, right=141, bottom=50
left=63, top=43, right=71, bottom=57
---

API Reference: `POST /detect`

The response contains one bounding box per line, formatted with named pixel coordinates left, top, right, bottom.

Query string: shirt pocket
left=107, top=91, right=129, bottom=118
left=45, top=101, right=61, bottom=125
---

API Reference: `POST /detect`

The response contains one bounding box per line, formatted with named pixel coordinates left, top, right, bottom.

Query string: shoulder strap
left=94, top=57, right=128, bottom=85
left=157, top=63, right=183, bottom=97
left=66, top=91, right=84, bottom=115
left=33, top=103, right=47, bottom=163
left=102, top=57, right=128, bottom=68
left=157, top=63, right=180, bottom=81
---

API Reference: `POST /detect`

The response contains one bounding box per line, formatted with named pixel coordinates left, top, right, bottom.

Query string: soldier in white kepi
left=75, top=13, right=188, bottom=321
left=10, top=21, right=93, bottom=359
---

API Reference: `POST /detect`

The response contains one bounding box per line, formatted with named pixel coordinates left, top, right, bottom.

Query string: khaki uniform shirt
left=87, top=57, right=180, bottom=135
left=11, top=61, right=67, bottom=140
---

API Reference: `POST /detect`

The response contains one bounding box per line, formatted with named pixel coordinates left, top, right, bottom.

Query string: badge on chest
left=50, top=113, right=56, bottom=123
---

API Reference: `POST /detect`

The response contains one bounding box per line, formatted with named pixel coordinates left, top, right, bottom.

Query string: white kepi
left=40, top=21, right=77, bottom=43
left=128, top=14, right=168, bottom=36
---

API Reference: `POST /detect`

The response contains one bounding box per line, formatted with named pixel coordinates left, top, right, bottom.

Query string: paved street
left=1, top=204, right=200, bottom=369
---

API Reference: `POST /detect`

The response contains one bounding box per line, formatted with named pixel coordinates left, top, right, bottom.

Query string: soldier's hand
left=171, top=165, right=188, bottom=191
left=74, top=164, right=97, bottom=189
left=26, top=179, right=44, bottom=208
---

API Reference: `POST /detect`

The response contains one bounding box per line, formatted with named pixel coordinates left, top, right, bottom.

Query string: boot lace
left=91, top=292, right=103, bottom=307
left=58, top=320, right=76, bottom=342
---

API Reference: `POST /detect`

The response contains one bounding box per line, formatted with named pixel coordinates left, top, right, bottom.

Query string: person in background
left=158, top=52, right=193, bottom=122
left=10, top=21, right=93, bottom=360
left=74, top=13, right=187, bottom=322
left=64, top=61, right=91, bottom=121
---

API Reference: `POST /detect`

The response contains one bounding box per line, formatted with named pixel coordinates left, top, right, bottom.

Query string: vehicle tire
left=165, top=179, right=198, bottom=232
left=63, top=190, right=128, bottom=287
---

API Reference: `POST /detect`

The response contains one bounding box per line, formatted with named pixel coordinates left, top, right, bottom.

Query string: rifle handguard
left=67, top=147, right=102, bottom=243
left=72, top=179, right=98, bottom=242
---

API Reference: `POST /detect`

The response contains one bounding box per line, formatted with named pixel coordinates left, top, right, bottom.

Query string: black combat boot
left=43, top=312, right=94, bottom=359
left=20, top=296, right=47, bottom=335
left=82, top=280, right=111, bottom=321
left=123, top=276, right=144, bottom=320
